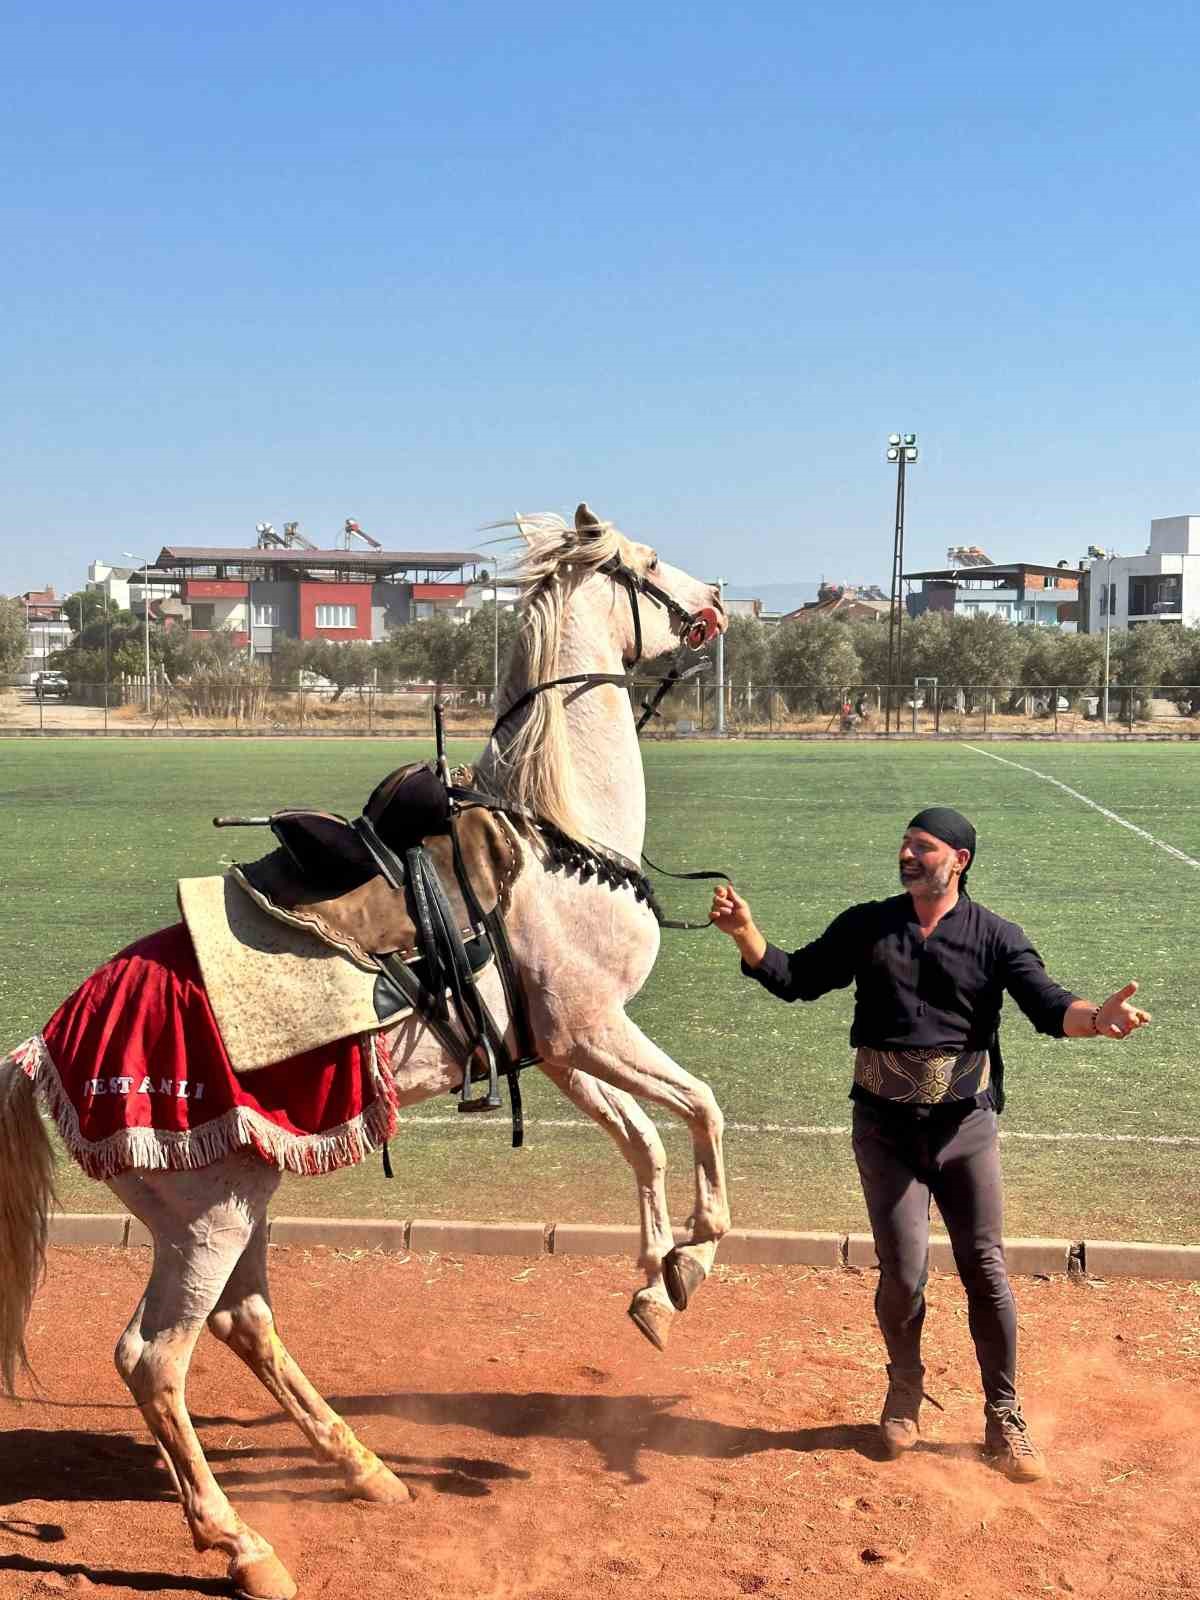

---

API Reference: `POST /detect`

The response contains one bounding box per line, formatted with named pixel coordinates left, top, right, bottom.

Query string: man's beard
left=899, top=860, right=955, bottom=894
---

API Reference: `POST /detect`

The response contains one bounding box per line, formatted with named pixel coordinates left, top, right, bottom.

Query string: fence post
left=982, top=690, right=988, bottom=735
left=1053, top=686, right=1059, bottom=735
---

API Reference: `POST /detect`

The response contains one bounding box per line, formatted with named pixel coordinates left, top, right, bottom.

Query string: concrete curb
left=44, top=1215, right=1200, bottom=1280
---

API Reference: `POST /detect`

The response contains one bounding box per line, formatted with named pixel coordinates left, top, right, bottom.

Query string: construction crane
left=343, top=518, right=382, bottom=550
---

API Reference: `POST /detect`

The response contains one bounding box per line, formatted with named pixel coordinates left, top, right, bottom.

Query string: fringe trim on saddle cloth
left=8, top=1031, right=399, bottom=1181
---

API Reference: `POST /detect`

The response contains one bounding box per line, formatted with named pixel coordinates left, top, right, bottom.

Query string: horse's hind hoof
left=663, top=1246, right=707, bottom=1312
left=628, top=1290, right=675, bottom=1351
left=231, top=1553, right=298, bottom=1600
left=351, top=1463, right=411, bottom=1504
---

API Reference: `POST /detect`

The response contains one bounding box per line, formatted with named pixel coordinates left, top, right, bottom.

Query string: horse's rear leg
left=540, top=1063, right=676, bottom=1351
left=207, top=1220, right=409, bottom=1505
left=541, top=1011, right=729, bottom=1314
left=109, top=1163, right=296, bottom=1600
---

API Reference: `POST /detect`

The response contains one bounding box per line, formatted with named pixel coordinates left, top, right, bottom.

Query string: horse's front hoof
left=231, top=1553, right=298, bottom=1600
left=628, top=1290, right=675, bottom=1351
left=350, top=1464, right=411, bottom=1505
left=663, top=1246, right=707, bottom=1312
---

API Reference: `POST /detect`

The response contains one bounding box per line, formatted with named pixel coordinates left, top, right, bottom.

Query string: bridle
left=599, top=551, right=717, bottom=664
left=490, top=550, right=720, bottom=741
left=483, top=549, right=729, bottom=929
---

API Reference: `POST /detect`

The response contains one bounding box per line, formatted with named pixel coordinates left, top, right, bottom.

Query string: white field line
left=399, top=1113, right=1200, bottom=1147
left=965, top=743, right=1200, bottom=869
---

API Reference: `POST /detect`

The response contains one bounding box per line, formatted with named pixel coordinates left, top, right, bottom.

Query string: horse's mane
left=484, top=512, right=625, bottom=842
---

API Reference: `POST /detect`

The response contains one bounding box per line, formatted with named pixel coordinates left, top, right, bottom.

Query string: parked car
left=33, top=672, right=69, bottom=700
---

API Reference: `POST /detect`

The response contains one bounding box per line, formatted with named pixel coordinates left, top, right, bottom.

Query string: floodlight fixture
left=886, top=445, right=900, bottom=461
left=888, top=433, right=901, bottom=446
left=905, top=447, right=918, bottom=461
left=903, top=433, right=917, bottom=446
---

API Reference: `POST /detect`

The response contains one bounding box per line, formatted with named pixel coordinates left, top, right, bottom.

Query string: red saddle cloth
left=15, top=922, right=397, bottom=1180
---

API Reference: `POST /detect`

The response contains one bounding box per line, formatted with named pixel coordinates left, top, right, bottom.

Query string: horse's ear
left=575, top=503, right=603, bottom=537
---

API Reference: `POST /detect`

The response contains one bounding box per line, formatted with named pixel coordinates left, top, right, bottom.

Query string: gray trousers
left=851, top=1100, right=1018, bottom=1410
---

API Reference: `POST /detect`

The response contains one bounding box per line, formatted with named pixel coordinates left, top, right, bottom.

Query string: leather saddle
left=232, top=763, right=515, bottom=970
left=225, top=761, right=532, bottom=1122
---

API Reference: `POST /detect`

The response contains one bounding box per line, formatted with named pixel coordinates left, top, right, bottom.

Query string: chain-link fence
left=4, top=679, right=1200, bottom=735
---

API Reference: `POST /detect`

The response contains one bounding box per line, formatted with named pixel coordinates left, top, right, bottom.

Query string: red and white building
left=137, top=543, right=493, bottom=654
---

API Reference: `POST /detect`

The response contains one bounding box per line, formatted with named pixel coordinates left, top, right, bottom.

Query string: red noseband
left=686, top=607, right=722, bottom=650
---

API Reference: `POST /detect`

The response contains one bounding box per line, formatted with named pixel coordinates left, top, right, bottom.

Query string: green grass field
left=2, top=737, right=1198, bottom=1241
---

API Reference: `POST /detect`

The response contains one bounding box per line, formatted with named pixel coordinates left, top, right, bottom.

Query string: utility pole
left=1087, top=545, right=1118, bottom=724
left=123, top=551, right=157, bottom=714
left=884, top=433, right=919, bottom=732
left=714, top=577, right=726, bottom=735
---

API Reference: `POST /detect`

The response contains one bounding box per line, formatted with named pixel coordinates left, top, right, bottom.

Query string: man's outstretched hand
left=1067, top=980, right=1152, bottom=1039
left=1094, top=980, right=1152, bottom=1039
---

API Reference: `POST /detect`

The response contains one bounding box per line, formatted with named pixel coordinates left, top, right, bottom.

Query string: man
left=710, top=807, right=1150, bottom=1481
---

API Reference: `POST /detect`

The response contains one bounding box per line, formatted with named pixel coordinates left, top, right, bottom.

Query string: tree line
left=7, top=589, right=1200, bottom=707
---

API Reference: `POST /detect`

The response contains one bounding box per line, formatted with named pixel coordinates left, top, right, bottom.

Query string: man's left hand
left=1095, top=980, right=1152, bottom=1039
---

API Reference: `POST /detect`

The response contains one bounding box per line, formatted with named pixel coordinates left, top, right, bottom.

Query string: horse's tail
left=0, top=1049, right=56, bottom=1395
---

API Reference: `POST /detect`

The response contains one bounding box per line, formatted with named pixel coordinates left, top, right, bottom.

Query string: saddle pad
left=231, top=804, right=524, bottom=967
left=178, top=875, right=413, bottom=1072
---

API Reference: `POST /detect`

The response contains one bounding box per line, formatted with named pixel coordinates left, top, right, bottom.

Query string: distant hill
left=725, top=581, right=820, bottom=614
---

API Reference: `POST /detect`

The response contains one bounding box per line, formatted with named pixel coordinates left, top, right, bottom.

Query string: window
left=315, top=604, right=357, bottom=628
left=1128, top=576, right=1181, bottom=616
left=253, top=602, right=280, bottom=627
left=190, top=603, right=215, bottom=630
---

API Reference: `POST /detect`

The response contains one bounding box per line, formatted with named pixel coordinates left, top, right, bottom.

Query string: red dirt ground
left=1, top=1247, right=1198, bottom=1600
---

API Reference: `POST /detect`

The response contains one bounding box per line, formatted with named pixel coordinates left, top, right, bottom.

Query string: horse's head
left=570, top=503, right=726, bottom=668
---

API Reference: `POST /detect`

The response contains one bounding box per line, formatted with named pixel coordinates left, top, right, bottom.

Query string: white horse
left=0, top=505, right=730, bottom=1600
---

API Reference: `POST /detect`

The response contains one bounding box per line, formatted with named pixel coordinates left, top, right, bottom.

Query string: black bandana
left=907, top=806, right=977, bottom=890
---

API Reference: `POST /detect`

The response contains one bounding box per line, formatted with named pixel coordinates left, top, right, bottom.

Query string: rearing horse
left=0, top=504, right=730, bottom=1600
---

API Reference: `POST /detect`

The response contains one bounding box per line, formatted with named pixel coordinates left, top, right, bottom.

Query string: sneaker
left=983, top=1405, right=1047, bottom=1482
left=879, top=1364, right=925, bottom=1458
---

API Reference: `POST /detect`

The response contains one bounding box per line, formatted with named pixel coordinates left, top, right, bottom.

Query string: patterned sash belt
left=854, top=1045, right=990, bottom=1106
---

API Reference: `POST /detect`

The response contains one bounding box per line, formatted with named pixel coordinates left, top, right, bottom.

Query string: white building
left=1085, top=516, right=1200, bottom=633
left=88, top=560, right=176, bottom=617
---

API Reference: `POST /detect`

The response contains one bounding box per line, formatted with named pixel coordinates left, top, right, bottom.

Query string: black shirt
left=742, top=892, right=1079, bottom=1109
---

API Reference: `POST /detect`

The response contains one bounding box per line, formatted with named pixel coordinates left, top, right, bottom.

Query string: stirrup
left=458, top=1038, right=502, bottom=1113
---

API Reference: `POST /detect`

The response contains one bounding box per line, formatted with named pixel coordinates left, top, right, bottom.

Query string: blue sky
left=3, top=2, right=1199, bottom=598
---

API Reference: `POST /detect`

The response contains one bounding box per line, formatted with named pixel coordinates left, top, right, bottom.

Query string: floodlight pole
left=884, top=434, right=918, bottom=733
